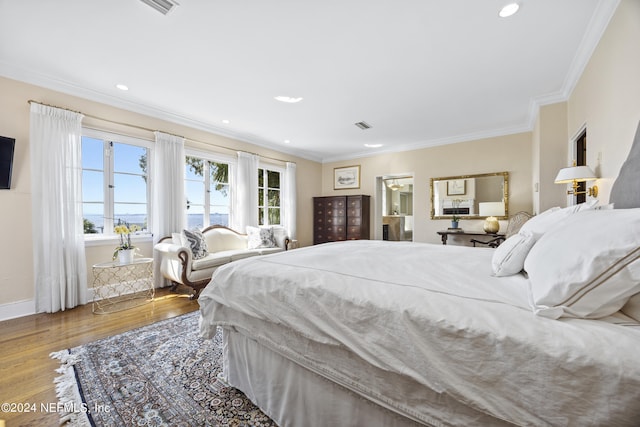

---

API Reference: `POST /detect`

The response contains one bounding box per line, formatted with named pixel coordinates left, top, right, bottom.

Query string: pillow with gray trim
left=524, top=209, right=640, bottom=319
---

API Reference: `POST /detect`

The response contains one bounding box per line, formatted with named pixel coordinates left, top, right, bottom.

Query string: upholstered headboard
left=610, top=121, right=640, bottom=209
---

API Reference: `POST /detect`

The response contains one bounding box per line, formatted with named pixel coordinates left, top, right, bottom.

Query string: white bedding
left=199, top=240, right=640, bottom=426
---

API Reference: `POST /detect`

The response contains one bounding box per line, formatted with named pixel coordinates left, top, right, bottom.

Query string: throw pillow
left=246, top=226, right=277, bottom=249
left=183, top=229, right=208, bottom=259
left=491, top=231, right=536, bottom=277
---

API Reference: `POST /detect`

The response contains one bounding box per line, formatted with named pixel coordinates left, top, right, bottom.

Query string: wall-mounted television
left=0, top=136, right=16, bottom=190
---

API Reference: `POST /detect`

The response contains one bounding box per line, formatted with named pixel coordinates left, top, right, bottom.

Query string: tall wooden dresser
left=313, top=195, right=370, bottom=244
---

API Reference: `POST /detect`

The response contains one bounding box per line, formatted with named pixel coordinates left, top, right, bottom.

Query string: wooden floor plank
left=0, top=288, right=199, bottom=426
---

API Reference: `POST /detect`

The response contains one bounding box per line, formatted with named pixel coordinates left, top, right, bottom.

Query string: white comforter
left=199, top=240, right=640, bottom=426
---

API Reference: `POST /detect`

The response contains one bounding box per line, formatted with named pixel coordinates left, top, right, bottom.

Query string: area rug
left=51, top=311, right=277, bottom=426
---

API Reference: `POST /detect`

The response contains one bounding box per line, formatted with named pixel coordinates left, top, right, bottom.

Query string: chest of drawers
left=313, top=195, right=370, bottom=244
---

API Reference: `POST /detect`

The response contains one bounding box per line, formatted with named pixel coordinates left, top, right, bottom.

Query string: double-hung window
left=258, top=166, right=282, bottom=225
left=184, top=152, right=232, bottom=229
left=81, top=129, right=151, bottom=236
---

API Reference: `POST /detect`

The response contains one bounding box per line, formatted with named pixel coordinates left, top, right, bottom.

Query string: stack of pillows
left=490, top=201, right=640, bottom=320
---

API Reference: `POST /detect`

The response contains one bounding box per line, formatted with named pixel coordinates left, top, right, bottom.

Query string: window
left=258, top=167, right=281, bottom=225
left=81, top=130, right=150, bottom=235
left=185, top=155, right=231, bottom=229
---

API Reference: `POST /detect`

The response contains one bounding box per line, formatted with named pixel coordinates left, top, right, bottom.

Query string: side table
left=436, top=230, right=505, bottom=247
left=92, top=258, right=154, bottom=314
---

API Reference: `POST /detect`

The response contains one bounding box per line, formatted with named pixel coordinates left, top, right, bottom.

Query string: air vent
left=354, top=121, right=371, bottom=130
left=139, top=0, right=179, bottom=15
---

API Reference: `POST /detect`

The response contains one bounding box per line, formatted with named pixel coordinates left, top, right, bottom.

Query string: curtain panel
left=283, top=162, right=297, bottom=239
left=152, top=131, right=185, bottom=287
left=232, top=152, right=259, bottom=232
left=30, top=103, right=87, bottom=312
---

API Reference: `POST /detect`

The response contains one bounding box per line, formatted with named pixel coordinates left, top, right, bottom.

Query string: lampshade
left=478, top=202, right=505, bottom=217
left=554, top=166, right=597, bottom=184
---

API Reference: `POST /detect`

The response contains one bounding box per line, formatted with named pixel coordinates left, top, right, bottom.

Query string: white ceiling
left=0, top=0, right=618, bottom=162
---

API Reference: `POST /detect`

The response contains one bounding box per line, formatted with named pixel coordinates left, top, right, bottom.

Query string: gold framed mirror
left=430, top=172, right=509, bottom=220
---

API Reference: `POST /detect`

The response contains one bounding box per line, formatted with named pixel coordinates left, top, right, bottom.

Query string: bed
left=198, top=126, right=640, bottom=427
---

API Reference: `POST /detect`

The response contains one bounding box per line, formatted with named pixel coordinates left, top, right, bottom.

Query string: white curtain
left=232, top=151, right=259, bottom=232
left=283, top=162, right=297, bottom=239
left=30, top=103, right=87, bottom=313
left=151, top=131, right=185, bottom=241
left=152, top=131, right=185, bottom=287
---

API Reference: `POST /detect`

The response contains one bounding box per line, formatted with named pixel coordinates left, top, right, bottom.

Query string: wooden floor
left=0, top=288, right=199, bottom=427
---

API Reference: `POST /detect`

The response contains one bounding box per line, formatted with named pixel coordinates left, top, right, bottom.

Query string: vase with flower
left=113, top=221, right=140, bottom=264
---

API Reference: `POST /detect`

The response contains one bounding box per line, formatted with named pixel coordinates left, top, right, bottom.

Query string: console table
left=92, top=258, right=154, bottom=314
left=437, top=230, right=505, bottom=247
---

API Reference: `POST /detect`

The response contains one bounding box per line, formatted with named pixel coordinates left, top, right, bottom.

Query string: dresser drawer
left=348, top=217, right=361, bottom=226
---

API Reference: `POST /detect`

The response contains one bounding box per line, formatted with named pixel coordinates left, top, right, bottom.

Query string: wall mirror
left=430, top=172, right=509, bottom=220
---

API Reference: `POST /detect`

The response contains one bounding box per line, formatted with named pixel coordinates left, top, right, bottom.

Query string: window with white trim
left=81, top=130, right=151, bottom=236
left=258, top=166, right=282, bottom=225
left=184, top=154, right=231, bottom=229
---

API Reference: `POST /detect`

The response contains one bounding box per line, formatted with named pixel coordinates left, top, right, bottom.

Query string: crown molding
left=0, top=62, right=323, bottom=163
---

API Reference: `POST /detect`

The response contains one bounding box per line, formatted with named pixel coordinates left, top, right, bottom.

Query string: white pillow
left=573, top=198, right=599, bottom=212
left=621, top=292, right=640, bottom=322
left=594, top=203, right=614, bottom=210
left=246, top=226, right=277, bottom=249
left=519, top=207, right=563, bottom=237
left=491, top=231, right=536, bottom=277
left=519, top=202, right=599, bottom=239
left=524, top=209, right=640, bottom=319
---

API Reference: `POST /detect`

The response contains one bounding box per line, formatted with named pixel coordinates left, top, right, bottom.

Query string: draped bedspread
left=199, top=240, right=640, bottom=426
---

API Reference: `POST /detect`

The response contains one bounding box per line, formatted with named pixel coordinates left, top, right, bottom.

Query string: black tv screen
left=0, top=136, right=16, bottom=189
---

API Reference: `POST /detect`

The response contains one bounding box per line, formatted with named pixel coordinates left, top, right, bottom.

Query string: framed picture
left=447, top=179, right=466, bottom=195
left=334, top=165, right=361, bottom=190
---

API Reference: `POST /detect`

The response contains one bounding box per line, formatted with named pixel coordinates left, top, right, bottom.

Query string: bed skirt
left=221, top=327, right=515, bottom=427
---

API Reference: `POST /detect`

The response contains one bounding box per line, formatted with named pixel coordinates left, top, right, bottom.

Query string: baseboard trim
left=0, top=299, right=36, bottom=322
left=0, top=286, right=167, bottom=321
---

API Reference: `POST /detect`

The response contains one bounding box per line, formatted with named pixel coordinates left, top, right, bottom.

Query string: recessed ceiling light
left=284, top=139, right=291, bottom=144
left=221, top=119, right=230, bottom=124
left=499, top=3, right=520, bottom=18
left=274, top=96, right=303, bottom=103
left=115, top=84, right=129, bottom=91
left=364, top=143, right=383, bottom=148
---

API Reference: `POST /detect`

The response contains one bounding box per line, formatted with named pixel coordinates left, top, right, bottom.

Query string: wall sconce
left=554, top=165, right=598, bottom=197
left=479, top=201, right=505, bottom=233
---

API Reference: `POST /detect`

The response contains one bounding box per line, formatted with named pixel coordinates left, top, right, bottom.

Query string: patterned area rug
left=51, top=311, right=276, bottom=426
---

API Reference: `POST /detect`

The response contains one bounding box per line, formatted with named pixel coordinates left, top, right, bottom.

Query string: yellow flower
left=115, top=225, right=131, bottom=234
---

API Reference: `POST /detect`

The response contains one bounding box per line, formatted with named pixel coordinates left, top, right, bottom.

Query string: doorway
left=374, top=174, right=414, bottom=241
left=575, top=129, right=587, bottom=204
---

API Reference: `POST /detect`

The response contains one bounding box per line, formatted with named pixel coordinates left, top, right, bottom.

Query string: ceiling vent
left=354, top=121, right=371, bottom=130
left=139, top=0, right=179, bottom=15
